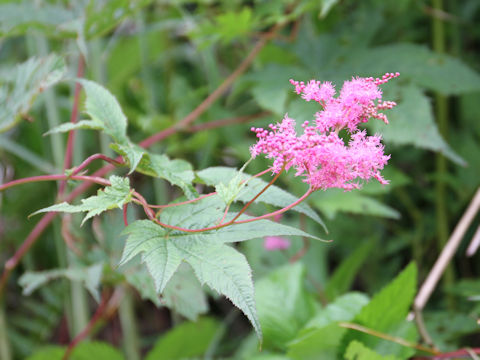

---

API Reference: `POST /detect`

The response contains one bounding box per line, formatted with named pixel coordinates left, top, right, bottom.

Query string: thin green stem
left=431, top=0, right=455, bottom=308
left=0, top=300, right=11, bottom=360
left=118, top=290, right=141, bottom=360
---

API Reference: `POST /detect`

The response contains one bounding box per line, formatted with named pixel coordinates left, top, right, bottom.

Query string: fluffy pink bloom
left=251, top=73, right=398, bottom=191
left=264, top=236, right=291, bottom=251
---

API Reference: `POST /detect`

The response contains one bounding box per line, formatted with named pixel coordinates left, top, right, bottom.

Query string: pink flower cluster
left=250, top=73, right=399, bottom=191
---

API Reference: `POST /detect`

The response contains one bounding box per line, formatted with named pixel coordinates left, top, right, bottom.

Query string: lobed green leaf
left=31, top=176, right=132, bottom=225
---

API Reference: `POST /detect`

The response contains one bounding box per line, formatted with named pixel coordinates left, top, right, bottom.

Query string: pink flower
left=264, top=236, right=291, bottom=251
left=251, top=73, right=399, bottom=191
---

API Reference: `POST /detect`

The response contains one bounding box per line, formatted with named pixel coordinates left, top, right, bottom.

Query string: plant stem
left=0, top=296, right=11, bottom=360
left=431, top=0, right=455, bottom=308
left=118, top=290, right=141, bottom=360
left=339, top=322, right=438, bottom=355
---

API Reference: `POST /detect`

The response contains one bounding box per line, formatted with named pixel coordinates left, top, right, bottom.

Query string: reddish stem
left=123, top=204, right=128, bottom=226
left=412, top=348, right=480, bottom=359
left=59, top=56, right=85, bottom=195
left=231, top=165, right=285, bottom=223
left=0, top=174, right=110, bottom=192
left=186, top=112, right=270, bottom=133
left=0, top=20, right=285, bottom=296
left=142, top=187, right=313, bottom=233
left=69, top=154, right=124, bottom=178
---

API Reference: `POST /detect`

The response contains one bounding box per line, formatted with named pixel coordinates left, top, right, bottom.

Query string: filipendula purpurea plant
left=0, top=72, right=399, bottom=341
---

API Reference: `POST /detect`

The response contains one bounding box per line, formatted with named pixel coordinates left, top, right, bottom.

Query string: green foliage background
left=1, top=0, right=480, bottom=359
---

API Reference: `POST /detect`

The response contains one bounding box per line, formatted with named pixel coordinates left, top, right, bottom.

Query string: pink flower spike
left=264, top=236, right=291, bottom=251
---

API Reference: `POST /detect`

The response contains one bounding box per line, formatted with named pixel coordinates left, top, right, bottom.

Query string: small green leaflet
left=0, top=54, right=66, bottom=132
left=344, top=341, right=400, bottom=360
left=47, top=79, right=129, bottom=145
left=31, top=176, right=132, bottom=225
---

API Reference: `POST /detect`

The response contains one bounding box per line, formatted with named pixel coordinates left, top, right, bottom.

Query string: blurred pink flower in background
left=264, top=236, right=291, bottom=251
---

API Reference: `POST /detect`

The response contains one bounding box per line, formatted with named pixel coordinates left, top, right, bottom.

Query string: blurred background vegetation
left=0, top=0, right=479, bottom=359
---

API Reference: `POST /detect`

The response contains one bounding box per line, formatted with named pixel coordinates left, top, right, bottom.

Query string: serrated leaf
left=312, top=189, right=400, bottom=220
left=122, top=217, right=281, bottom=338
left=137, top=153, right=197, bottom=199
left=124, top=266, right=162, bottom=307
left=255, top=263, right=315, bottom=350
left=45, top=120, right=103, bottom=135
left=196, top=167, right=326, bottom=230
left=372, top=85, right=466, bottom=166
left=216, top=174, right=245, bottom=205
left=0, top=54, right=66, bottom=132
left=120, top=221, right=183, bottom=293
left=77, top=79, right=129, bottom=144
left=344, top=341, right=400, bottom=360
left=19, top=263, right=103, bottom=302
left=31, top=175, right=132, bottom=225
left=110, top=142, right=146, bottom=174
left=162, top=263, right=208, bottom=321
left=187, top=242, right=262, bottom=339
left=287, top=293, right=369, bottom=360
left=145, top=317, right=220, bottom=360
left=325, top=242, right=374, bottom=301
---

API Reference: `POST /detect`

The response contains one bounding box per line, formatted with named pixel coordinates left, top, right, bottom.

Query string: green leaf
left=0, top=3, right=75, bottom=38
left=85, top=0, right=154, bottom=39
left=187, top=243, right=262, bottom=339
left=31, top=175, right=132, bottom=225
left=344, top=341, right=400, bottom=360
left=44, top=120, right=104, bottom=135
left=372, top=85, right=466, bottom=166
left=124, top=266, right=162, bottom=307
left=162, top=263, right=209, bottom=321
left=196, top=167, right=326, bottom=229
left=26, top=342, right=124, bottom=360
left=120, top=220, right=183, bottom=293
left=145, top=317, right=220, bottom=360
left=70, top=342, right=124, bottom=360
left=121, top=218, right=266, bottom=338
left=0, top=54, right=66, bottom=132
left=325, top=242, right=374, bottom=301
left=19, top=263, right=103, bottom=302
left=136, top=153, right=197, bottom=199
left=255, top=263, right=316, bottom=350
left=287, top=293, right=369, bottom=360
left=26, top=346, right=65, bottom=360
left=340, top=263, right=418, bottom=358
left=49, top=80, right=129, bottom=144
left=110, top=142, right=146, bottom=174
left=311, top=189, right=400, bottom=220
left=319, top=0, right=339, bottom=18
left=328, top=43, right=480, bottom=95
left=77, top=79, right=129, bottom=144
